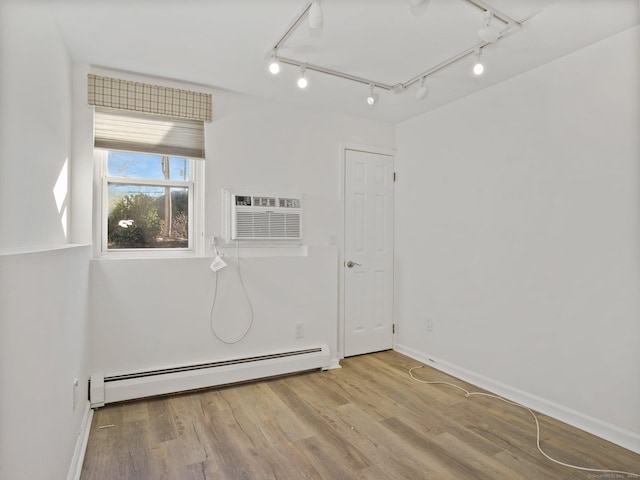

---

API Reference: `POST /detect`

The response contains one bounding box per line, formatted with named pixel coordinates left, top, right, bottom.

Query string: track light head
left=308, top=1, right=323, bottom=30
left=297, top=65, right=308, bottom=89
left=415, top=77, right=428, bottom=100
left=268, top=53, right=280, bottom=75
left=473, top=48, right=484, bottom=76
left=269, top=61, right=280, bottom=75
left=478, top=11, right=500, bottom=43
left=366, top=84, right=379, bottom=106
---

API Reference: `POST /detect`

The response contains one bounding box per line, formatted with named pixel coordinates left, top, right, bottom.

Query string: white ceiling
left=50, top=0, right=639, bottom=124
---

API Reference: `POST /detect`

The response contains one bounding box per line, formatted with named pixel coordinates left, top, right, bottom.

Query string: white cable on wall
left=209, top=241, right=254, bottom=344
left=408, top=365, right=639, bottom=478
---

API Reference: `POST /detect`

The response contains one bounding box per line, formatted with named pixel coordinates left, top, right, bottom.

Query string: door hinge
left=393, top=172, right=397, bottom=182
left=392, top=323, right=396, bottom=334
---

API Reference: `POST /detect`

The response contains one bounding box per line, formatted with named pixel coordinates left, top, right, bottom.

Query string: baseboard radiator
left=90, top=345, right=331, bottom=407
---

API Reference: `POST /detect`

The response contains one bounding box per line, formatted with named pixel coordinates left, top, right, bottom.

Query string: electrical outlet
left=73, top=378, right=79, bottom=410
left=426, top=318, right=434, bottom=332
left=295, top=323, right=304, bottom=339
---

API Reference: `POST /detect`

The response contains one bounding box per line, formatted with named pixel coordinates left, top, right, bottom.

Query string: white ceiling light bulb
left=308, top=1, right=323, bottom=30
left=366, top=84, right=379, bottom=106
left=473, top=49, right=484, bottom=76
left=268, top=54, right=280, bottom=75
left=297, top=65, right=308, bottom=89
left=415, top=77, right=428, bottom=100
left=269, top=61, right=280, bottom=75
left=478, top=11, right=501, bottom=43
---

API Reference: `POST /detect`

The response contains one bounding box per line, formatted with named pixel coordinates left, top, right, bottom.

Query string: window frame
left=94, top=149, right=204, bottom=259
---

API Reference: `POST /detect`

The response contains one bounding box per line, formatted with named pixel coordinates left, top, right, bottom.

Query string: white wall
left=205, top=91, right=395, bottom=247
left=0, top=4, right=91, bottom=480
left=90, top=249, right=338, bottom=374
left=0, top=246, right=91, bottom=480
left=78, top=74, right=396, bottom=375
left=394, top=26, right=640, bottom=452
left=0, top=2, right=72, bottom=250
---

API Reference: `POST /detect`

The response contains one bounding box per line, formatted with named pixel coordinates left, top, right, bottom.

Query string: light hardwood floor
left=80, top=351, right=640, bottom=479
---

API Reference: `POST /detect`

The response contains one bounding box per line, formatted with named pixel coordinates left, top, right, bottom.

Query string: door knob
left=346, top=261, right=361, bottom=268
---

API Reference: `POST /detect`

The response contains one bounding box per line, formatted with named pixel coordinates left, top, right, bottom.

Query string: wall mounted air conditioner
left=230, top=193, right=303, bottom=241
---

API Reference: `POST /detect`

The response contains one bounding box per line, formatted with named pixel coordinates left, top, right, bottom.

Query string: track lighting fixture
left=366, top=84, right=379, bottom=105
left=308, top=1, right=323, bottom=30
left=268, top=53, right=280, bottom=75
left=265, top=0, right=530, bottom=105
left=478, top=11, right=501, bottom=43
left=297, top=65, right=308, bottom=89
left=473, top=48, right=484, bottom=75
left=415, top=77, right=428, bottom=100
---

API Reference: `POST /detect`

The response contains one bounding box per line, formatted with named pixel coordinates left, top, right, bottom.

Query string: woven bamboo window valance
left=88, top=74, right=212, bottom=122
left=88, top=74, right=210, bottom=159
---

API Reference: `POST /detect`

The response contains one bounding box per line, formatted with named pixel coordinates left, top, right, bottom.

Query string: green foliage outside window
left=104, top=153, right=191, bottom=250
left=108, top=194, right=161, bottom=248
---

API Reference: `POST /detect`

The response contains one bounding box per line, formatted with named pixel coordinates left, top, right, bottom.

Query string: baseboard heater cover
left=90, top=345, right=331, bottom=407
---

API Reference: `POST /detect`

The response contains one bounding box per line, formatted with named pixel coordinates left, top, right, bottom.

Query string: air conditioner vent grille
left=231, top=193, right=303, bottom=240
left=234, top=210, right=301, bottom=239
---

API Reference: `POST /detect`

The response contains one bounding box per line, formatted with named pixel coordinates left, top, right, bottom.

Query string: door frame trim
left=338, top=143, right=396, bottom=360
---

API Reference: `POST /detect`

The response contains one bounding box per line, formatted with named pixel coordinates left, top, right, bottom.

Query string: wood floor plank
left=80, top=351, right=640, bottom=480
left=268, top=380, right=371, bottom=472
left=288, top=387, right=431, bottom=479
left=335, top=402, right=453, bottom=479
left=254, top=419, right=325, bottom=480
left=493, top=449, right=583, bottom=480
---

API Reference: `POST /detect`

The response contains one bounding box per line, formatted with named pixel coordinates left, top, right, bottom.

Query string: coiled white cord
left=209, top=241, right=254, bottom=344
left=409, top=365, right=639, bottom=478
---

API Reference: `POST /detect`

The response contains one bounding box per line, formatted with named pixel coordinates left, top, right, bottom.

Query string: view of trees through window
left=106, top=152, right=191, bottom=249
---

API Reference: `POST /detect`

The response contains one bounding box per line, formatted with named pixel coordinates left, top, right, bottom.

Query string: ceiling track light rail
left=266, top=0, right=540, bottom=102
left=388, top=7, right=541, bottom=90
left=277, top=56, right=394, bottom=91
left=463, top=0, right=522, bottom=30
left=268, top=2, right=314, bottom=54
left=403, top=43, right=487, bottom=88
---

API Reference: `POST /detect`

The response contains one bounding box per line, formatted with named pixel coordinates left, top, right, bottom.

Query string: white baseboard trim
left=67, top=401, right=94, bottom=480
left=394, top=344, right=640, bottom=455
left=327, top=358, right=342, bottom=370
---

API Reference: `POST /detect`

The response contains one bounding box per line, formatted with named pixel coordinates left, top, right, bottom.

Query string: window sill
left=215, top=244, right=308, bottom=258
left=94, top=249, right=198, bottom=260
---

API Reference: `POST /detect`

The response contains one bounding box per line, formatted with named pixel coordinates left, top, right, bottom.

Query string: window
left=88, top=74, right=211, bottom=257
left=98, top=150, right=202, bottom=256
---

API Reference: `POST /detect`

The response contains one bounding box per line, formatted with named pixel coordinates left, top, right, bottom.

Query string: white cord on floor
left=408, top=365, right=639, bottom=478
left=209, top=241, right=254, bottom=344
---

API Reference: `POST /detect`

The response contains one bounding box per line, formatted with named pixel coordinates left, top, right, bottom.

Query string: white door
left=344, top=149, right=394, bottom=357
